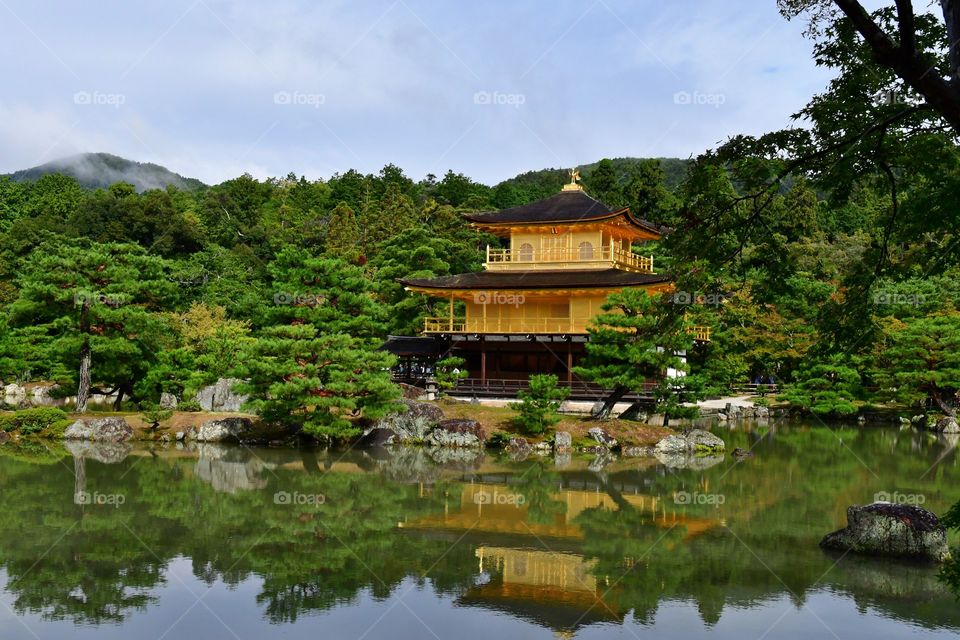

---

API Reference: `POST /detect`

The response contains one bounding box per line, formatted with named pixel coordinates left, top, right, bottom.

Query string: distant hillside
left=495, top=157, right=691, bottom=201
left=6, top=153, right=205, bottom=192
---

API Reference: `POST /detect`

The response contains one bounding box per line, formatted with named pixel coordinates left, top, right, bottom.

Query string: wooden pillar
left=480, top=337, right=487, bottom=383
left=566, top=340, right=573, bottom=385
left=448, top=296, right=454, bottom=330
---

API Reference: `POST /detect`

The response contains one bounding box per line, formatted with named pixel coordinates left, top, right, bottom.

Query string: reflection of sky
left=3, top=571, right=956, bottom=640
left=0, top=0, right=834, bottom=185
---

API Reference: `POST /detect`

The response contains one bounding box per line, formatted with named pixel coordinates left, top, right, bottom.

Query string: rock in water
left=64, top=418, right=133, bottom=443
left=553, top=431, right=572, bottom=452
left=369, top=399, right=444, bottom=444
left=820, top=503, right=951, bottom=562
left=654, top=430, right=725, bottom=454
left=685, top=429, right=726, bottom=452
left=653, top=435, right=689, bottom=454
left=426, top=419, right=485, bottom=447
left=195, top=418, right=255, bottom=443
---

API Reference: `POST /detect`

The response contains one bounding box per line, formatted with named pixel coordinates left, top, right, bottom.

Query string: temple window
left=518, top=243, right=534, bottom=261
left=578, top=241, right=594, bottom=260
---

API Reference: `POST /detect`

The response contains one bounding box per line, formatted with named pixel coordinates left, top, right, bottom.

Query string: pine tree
left=873, top=311, right=960, bottom=416
left=575, top=288, right=701, bottom=423
left=8, top=241, right=173, bottom=411
left=512, top=374, right=570, bottom=435
left=240, top=247, right=401, bottom=440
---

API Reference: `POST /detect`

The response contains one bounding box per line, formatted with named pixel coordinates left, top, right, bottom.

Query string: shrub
left=5, top=408, right=69, bottom=435
left=511, top=375, right=569, bottom=435
left=0, top=414, right=16, bottom=432
left=42, top=419, right=74, bottom=439
left=141, top=406, right=174, bottom=429
left=178, top=399, right=202, bottom=412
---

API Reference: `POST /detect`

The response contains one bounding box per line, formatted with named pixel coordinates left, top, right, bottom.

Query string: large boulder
left=195, top=417, right=256, bottom=443
left=427, top=419, right=484, bottom=448
left=159, top=392, right=179, bottom=410
left=3, top=383, right=26, bottom=407
left=654, top=430, right=725, bottom=455
left=686, top=429, right=726, bottom=452
left=934, top=416, right=959, bottom=434
left=369, top=399, right=444, bottom=444
left=653, top=435, right=688, bottom=454
left=820, top=503, right=951, bottom=562
left=554, top=431, right=572, bottom=452
left=195, top=378, right=249, bottom=412
left=64, top=417, right=133, bottom=443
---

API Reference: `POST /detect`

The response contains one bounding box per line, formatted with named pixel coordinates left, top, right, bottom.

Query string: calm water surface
left=0, top=423, right=957, bottom=639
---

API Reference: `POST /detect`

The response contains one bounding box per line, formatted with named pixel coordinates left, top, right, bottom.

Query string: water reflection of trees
left=0, top=426, right=955, bottom=631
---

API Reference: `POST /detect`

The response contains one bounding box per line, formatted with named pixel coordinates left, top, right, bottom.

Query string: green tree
left=240, top=248, right=401, bottom=440
left=575, top=288, right=701, bottom=422
left=872, top=311, right=960, bottom=416
left=8, top=241, right=173, bottom=411
left=511, top=374, right=569, bottom=435
left=783, top=355, right=862, bottom=415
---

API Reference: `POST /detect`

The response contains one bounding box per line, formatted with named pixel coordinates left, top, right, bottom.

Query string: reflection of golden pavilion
left=400, top=482, right=724, bottom=633
left=400, top=483, right=720, bottom=540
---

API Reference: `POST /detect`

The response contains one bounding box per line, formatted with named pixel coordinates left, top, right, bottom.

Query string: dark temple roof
left=379, top=336, right=444, bottom=356
left=401, top=269, right=670, bottom=291
left=462, top=190, right=661, bottom=234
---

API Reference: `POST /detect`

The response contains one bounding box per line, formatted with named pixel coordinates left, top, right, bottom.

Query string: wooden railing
left=452, top=377, right=659, bottom=399
left=486, top=246, right=654, bottom=273
left=423, top=316, right=583, bottom=334
left=424, top=316, right=712, bottom=341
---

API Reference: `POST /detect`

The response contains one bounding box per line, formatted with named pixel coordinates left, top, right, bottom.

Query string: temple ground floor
left=382, top=334, right=665, bottom=400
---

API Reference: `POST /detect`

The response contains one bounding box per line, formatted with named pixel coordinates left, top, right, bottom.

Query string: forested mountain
left=5, top=153, right=205, bottom=192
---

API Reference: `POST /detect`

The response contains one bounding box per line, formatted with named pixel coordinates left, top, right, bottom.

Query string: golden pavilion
left=399, top=170, right=707, bottom=392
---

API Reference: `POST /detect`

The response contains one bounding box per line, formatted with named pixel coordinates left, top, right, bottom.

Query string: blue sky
left=0, top=0, right=836, bottom=185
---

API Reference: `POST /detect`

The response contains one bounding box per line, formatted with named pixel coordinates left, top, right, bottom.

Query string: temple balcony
left=485, top=246, right=654, bottom=273
left=423, top=316, right=711, bottom=341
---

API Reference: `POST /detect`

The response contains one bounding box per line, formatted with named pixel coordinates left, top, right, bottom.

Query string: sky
left=0, top=0, right=838, bottom=186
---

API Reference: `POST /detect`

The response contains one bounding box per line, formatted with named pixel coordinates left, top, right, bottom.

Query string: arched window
left=518, top=243, right=534, bottom=261
left=578, top=241, right=594, bottom=260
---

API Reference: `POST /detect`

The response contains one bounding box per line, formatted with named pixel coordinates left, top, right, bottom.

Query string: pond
left=0, top=423, right=956, bottom=639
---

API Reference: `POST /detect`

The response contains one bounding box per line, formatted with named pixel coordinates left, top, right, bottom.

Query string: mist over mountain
left=5, top=153, right=205, bottom=192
